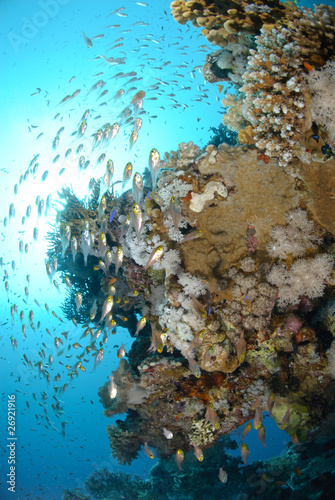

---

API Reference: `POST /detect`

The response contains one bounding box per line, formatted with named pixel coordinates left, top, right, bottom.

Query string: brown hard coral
left=198, top=338, right=239, bottom=373
left=202, top=62, right=226, bottom=83
left=171, top=0, right=286, bottom=48
left=238, top=5, right=335, bottom=167
left=161, top=141, right=202, bottom=172
left=240, top=26, right=307, bottom=167
left=284, top=4, right=335, bottom=69
left=238, top=125, right=255, bottom=145
left=298, top=156, right=335, bottom=235
left=294, top=326, right=316, bottom=345
left=183, top=145, right=301, bottom=276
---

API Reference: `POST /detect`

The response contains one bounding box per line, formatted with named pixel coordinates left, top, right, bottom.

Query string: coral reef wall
left=52, top=0, right=335, bottom=479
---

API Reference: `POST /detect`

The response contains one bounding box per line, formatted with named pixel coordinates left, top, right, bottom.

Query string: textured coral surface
left=298, top=158, right=335, bottom=234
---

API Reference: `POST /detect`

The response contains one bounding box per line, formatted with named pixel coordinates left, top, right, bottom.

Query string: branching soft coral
left=267, top=255, right=333, bottom=308
left=267, top=208, right=319, bottom=259
left=305, top=59, right=335, bottom=145
left=266, top=208, right=333, bottom=308
left=178, top=272, right=207, bottom=298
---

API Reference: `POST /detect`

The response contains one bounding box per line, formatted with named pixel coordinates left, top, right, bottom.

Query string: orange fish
left=291, top=433, right=301, bottom=446
left=181, top=191, right=192, bottom=202
left=251, top=395, right=262, bottom=410
left=303, top=62, right=314, bottom=72
left=281, top=408, right=290, bottom=429
left=257, top=154, right=269, bottom=164
left=294, top=467, right=301, bottom=477
left=131, top=90, right=145, bottom=105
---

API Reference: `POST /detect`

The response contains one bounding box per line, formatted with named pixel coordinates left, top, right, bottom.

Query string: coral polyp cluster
left=171, top=0, right=286, bottom=47
left=174, top=0, right=335, bottom=167
left=240, top=26, right=306, bottom=166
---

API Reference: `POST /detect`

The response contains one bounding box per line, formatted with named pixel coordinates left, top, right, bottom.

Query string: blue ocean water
left=1, top=1, right=334, bottom=499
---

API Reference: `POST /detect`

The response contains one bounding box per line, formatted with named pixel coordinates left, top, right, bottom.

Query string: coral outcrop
left=51, top=134, right=334, bottom=466
left=48, top=1, right=335, bottom=479
left=177, top=0, right=335, bottom=167
left=171, top=0, right=286, bottom=47
left=240, top=26, right=306, bottom=166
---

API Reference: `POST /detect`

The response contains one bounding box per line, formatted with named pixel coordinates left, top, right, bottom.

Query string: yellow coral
left=238, top=125, right=255, bottom=145
left=170, top=0, right=286, bottom=48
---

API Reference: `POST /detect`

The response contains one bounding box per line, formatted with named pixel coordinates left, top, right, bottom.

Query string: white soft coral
left=268, top=255, right=333, bottom=308
left=267, top=208, right=319, bottom=259
left=177, top=272, right=207, bottom=298
left=305, top=59, right=335, bottom=145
